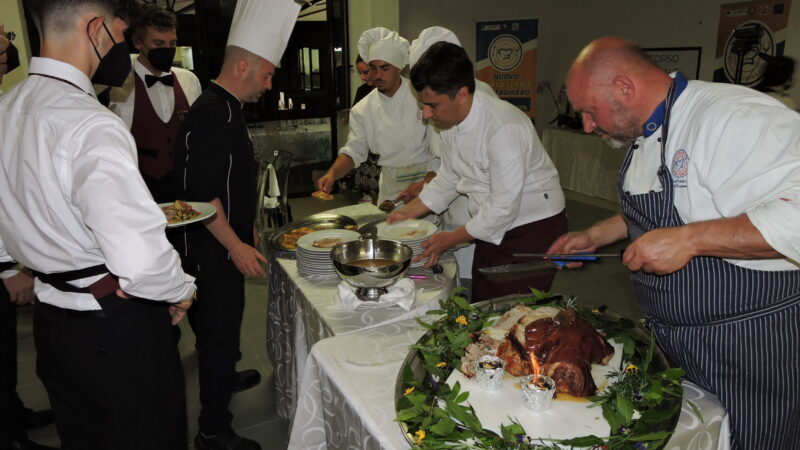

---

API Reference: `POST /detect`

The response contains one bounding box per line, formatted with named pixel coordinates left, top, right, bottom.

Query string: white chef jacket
left=624, top=76, right=800, bottom=271
left=108, top=58, right=202, bottom=128
left=340, top=76, right=432, bottom=200
left=0, top=57, right=196, bottom=310
left=0, top=236, right=19, bottom=279
left=419, top=89, right=565, bottom=245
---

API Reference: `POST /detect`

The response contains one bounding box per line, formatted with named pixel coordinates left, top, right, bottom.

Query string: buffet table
left=288, top=318, right=731, bottom=450
left=541, top=127, right=626, bottom=203
left=266, top=203, right=458, bottom=420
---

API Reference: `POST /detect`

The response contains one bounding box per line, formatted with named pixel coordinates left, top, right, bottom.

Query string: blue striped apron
left=618, top=77, right=800, bottom=449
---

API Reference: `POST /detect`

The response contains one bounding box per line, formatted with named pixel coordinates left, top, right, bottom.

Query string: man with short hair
left=0, top=22, right=58, bottom=450
left=317, top=27, right=434, bottom=205
left=388, top=42, right=567, bottom=302
left=0, top=1, right=197, bottom=449
left=107, top=4, right=201, bottom=203
left=549, top=36, right=800, bottom=449
left=173, top=1, right=299, bottom=448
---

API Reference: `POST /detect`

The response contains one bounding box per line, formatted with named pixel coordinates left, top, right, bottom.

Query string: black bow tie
left=145, top=73, right=174, bottom=87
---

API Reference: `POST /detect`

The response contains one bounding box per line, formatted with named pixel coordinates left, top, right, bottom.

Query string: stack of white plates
left=296, top=229, right=361, bottom=276
left=375, top=220, right=438, bottom=267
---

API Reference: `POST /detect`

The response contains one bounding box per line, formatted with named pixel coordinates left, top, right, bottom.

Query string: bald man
left=173, top=44, right=271, bottom=450
left=549, top=37, right=800, bottom=449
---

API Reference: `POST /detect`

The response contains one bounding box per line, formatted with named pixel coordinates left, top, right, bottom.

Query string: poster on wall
left=713, top=0, right=792, bottom=86
left=475, top=19, right=538, bottom=118
left=642, top=47, right=702, bottom=79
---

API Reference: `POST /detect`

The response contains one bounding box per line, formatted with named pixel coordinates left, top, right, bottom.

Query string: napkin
left=267, top=163, right=280, bottom=197
left=335, top=278, right=422, bottom=311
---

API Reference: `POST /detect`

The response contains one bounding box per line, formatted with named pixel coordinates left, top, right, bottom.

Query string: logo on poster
left=488, top=34, right=523, bottom=72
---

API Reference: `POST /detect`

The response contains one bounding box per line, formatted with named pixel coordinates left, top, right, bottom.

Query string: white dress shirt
left=0, top=57, right=196, bottom=310
left=419, top=90, right=565, bottom=245
left=624, top=78, right=800, bottom=271
left=108, top=58, right=202, bottom=128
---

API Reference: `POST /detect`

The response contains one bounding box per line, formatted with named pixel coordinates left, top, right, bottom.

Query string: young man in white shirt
left=0, top=1, right=196, bottom=448
left=106, top=4, right=201, bottom=203
left=316, top=27, right=434, bottom=205
left=389, top=42, right=567, bottom=302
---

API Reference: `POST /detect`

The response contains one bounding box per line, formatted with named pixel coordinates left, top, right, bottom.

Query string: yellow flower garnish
left=625, top=363, right=640, bottom=374
left=415, top=430, right=426, bottom=442
left=435, top=362, right=446, bottom=368
left=455, top=315, right=468, bottom=326
left=404, top=386, right=415, bottom=395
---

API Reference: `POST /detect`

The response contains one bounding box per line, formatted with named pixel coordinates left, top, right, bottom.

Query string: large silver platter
left=394, top=293, right=679, bottom=448
left=269, top=213, right=358, bottom=252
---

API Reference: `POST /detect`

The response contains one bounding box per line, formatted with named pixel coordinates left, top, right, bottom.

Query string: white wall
left=0, top=0, right=31, bottom=91
left=399, top=0, right=800, bottom=129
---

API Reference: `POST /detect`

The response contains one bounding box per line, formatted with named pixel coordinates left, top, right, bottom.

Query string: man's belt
left=31, top=264, right=120, bottom=300
left=0, top=260, right=16, bottom=272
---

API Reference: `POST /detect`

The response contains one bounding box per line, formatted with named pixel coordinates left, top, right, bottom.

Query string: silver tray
left=269, top=213, right=358, bottom=252
left=394, top=293, right=679, bottom=447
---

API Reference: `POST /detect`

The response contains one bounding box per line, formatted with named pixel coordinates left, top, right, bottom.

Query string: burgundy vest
left=131, top=72, right=191, bottom=180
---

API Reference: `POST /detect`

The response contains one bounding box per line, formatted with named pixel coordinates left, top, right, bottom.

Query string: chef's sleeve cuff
left=465, top=220, right=503, bottom=246
left=747, top=199, right=800, bottom=263
left=419, top=183, right=455, bottom=215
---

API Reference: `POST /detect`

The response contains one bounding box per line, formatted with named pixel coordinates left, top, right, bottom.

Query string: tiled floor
left=19, top=190, right=639, bottom=449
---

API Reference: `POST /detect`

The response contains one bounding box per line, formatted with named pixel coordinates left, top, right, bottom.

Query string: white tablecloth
left=266, top=203, right=458, bottom=420
left=542, top=127, right=626, bottom=203
left=288, top=318, right=731, bottom=450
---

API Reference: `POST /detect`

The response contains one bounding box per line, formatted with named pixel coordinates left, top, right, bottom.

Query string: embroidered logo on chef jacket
left=671, top=149, right=689, bottom=188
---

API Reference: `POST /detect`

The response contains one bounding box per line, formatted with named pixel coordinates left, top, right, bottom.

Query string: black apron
left=619, top=78, right=800, bottom=449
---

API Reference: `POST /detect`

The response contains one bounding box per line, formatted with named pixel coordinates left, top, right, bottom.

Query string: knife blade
left=477, top=261, right=562, bottom=277
left=512, top=253, right=620, bottom=260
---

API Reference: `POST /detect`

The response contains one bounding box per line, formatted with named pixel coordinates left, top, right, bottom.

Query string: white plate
left=159, top=202, right=216, bottom=228
left=297, top=229, right=361, bottom=252
left=375, top=220, right=438, bottom=241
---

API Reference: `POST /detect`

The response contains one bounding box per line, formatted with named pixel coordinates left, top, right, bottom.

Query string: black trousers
left=0, top=283, right=26, bottom=446
left=185, top=256, right=245, bottom=434
left=34, top=295, right=187, bottom=450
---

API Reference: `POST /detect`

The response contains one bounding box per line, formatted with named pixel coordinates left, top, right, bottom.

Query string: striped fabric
left=618, top=82, right=800, bottom=449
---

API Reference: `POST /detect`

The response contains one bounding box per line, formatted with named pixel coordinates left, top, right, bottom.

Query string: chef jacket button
left=657, top=138, right=662, bottom=142
left=544, top=193, right=549, bottom=199
left=632, top=144, right=639, bottom=149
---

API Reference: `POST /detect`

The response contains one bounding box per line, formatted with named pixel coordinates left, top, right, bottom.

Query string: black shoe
left=19, top=408, right=54, bottom=430
left=9, top=437, right=59, bottom=450
left=231, top=369, right=261, bottom=394
left=194, top=428, right=260, bottom=450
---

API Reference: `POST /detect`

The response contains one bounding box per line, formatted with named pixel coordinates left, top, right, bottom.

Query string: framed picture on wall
left=642, top=47, right=702, bottom=80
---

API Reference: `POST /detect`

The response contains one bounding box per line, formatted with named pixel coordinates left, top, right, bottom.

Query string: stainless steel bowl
left=331, top=239, right=413, bottom=301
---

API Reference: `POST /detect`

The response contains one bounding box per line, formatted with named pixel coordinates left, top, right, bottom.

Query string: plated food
left=311, top=191, right=334, bottom=200
left=159, top=201, right=216, bottom=227
left=462, top=305, right=614, bottom=397
left=312, top=238, right=342, bottom=248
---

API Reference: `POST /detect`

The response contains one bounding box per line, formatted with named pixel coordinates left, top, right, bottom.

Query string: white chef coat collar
left=134, top=58, right=168, bottom=78
left=453, top=88, right=481, bottom=133
left=377, top=76, right=406, bottom=102
left=642, top=71, right=688, bottom=138
left=28, top=57, right=96, bottom=98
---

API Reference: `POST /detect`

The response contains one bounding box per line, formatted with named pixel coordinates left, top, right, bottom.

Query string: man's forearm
left=203, top=198, right=243, bottom=251
left=326, top=154, right=356, bottom=181
left=684, top=214, right=780, bottom=259
left=587, top=214, right=629, bottom=248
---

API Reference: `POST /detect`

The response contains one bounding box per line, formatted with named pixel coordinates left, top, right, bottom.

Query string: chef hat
left=409, top=26, right=462, bottom=67
left=227, top=0, right=302, bottom=66
left=358, top=27, right=409, bottom=69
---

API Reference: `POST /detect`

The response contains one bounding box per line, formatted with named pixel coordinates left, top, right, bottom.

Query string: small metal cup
left=472, top=355, right=505, bottom=391
left=520, top=374, right=556, bottom=412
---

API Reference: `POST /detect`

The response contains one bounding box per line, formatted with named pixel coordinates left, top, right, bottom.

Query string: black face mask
left=145, top=46, right=176, bottom=73
left=1, top=41, right=20, bottom=74
left=89, top=20, right=131, bottom=87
